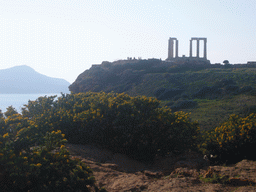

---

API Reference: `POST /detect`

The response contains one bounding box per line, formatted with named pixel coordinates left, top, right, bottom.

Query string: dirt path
left=66, top=143, right=256, bottom=192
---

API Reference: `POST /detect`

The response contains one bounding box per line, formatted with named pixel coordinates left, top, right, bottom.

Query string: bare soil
left=66, top=143, right=256, bottom=192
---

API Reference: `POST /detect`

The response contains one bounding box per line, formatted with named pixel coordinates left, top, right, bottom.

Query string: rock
left=171, top=167, right=198, bottom=177
left=101, top=163, right=119, bottom=170
left=227, top=178, right=255, bottom=186
left=143, top=170, right=163, bottom=178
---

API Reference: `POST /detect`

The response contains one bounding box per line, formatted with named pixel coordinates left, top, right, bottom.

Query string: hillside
left=67, top=143, right=256, bottom=192
left=69, top=59, right=256, bottom=97
left=69, top=59, right=256, bottom=130
left=2, top=84, right=256, bottom=191
left=69, top=59, right=211, bottom=95
left=0, top=65, right=70, bottom=93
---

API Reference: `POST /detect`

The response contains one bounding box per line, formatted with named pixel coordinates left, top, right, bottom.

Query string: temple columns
left=167, top=37, right=207, bottom=60
left=190, top=37, right=207, bottom=59
left=190, top=40, right=192, bottom=57
left=204, top=38, right=207, bottom=59
left=196, top=39, right=200, bottom=58
left=175, top=40, right=179, bottom=58
left=168, top=37, right=178, bottom=59
left=168, top=38, right=174, bottom=59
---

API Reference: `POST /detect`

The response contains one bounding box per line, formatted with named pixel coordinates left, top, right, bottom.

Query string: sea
left=0, top=93, right=63, bottom=114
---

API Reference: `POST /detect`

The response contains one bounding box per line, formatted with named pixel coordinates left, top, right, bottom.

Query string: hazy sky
left=0, top=0, right=255, bottom=83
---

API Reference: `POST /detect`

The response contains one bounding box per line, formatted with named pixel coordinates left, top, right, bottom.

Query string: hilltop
left=69, top=59, right=256, bottom=97
left=69, top=59, right=256, bottom=131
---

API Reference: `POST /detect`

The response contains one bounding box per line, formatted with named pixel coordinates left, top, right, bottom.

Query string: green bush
left=201, top=113, right=256, bottom=164
left=20, top=92, right=200, bottom=163
left=0, top=112, right=105, bottom=191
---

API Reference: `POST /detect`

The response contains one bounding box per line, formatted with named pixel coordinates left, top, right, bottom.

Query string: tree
left=223, top=60, right=230, bottom=65
left=4, top=106, right=18, bottom=118
left=0, top=109, right=3, bottom=118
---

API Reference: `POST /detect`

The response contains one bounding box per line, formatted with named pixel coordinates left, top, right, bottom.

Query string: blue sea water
left=0, top=93, right=62, bottom=113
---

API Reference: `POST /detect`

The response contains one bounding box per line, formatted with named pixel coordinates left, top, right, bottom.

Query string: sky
left=0, top=0, right=255, bottom=84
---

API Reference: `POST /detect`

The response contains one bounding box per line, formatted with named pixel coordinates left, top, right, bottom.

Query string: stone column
left=190, top=40, right=192, bottom=57
left=175, top=40, right=179, bottom=58
left=196, top=39, right=200, bottom=58
left=204, top=38, right=207, bottom=59
left=168, top=38, right=170, bottom=59
left=168, top=38, right=174, bottom=59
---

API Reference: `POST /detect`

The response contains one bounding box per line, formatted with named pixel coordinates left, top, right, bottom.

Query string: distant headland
left=0, top=65, right=70, bottom=94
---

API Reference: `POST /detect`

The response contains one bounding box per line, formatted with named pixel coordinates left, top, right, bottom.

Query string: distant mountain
left=0, top=65, right=70, bottom=93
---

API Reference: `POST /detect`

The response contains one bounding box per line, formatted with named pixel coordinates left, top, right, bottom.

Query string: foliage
left=0, top=110, right=106, bottom=191
left=19, top=92, right=200, bottom=163
left=199, top=173, right=230, bottom=184
left=201, top=113, right=256, bottom=164
left=0, top=91, right=201, bottom=189
left=4, top=106, right=18, bottom=118
left=199, top=167, right=256, bottom=186
left=169, top=100, right=198, bottom=112
left=0, top=110, right=3, bottom=118
left=69, top=60, right=256, bottom=101
left=223, top=60, right=230, bottom=65
left=154, top=88, right=184, bottom=100
left=2, top=89, right=256, bottom=188
left=192, top=86, right=222, bottom=99
left=181, top=94, right=256, bottom=132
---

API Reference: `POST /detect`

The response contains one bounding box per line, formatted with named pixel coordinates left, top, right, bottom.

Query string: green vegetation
left=201, top=113, right=256, bottom=164
left=199, top=173, right=230, bottom=184
left=182, top=94, right=256, bottom=131
left=2, top=60, right=256, bottom=190
left=21, top=92, right=200, bottom=162
left=0, top=92, right=200, bottom=191
left=69, top=60, right=256, bottom=132
left=70, top=60, right=256, bottom=98
left=0, top=103, right=107, bottom=191
left=199, top=169, right=255, bottom=186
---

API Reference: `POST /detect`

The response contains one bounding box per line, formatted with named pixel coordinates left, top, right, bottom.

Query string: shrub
left=0, top=111, right=106, bottom=191
left=0, top=130, right=103, bottom=191
left=192, top=86, right=222, bottom=99
left=154, top=88, right=166, bottom=98
left=170, top=100, right=198, bottom=112
left=75, top=93, right=199, bottom=162
left=224, top=85, right=239, bottom=93
left=181, top=93, right=190, bottom=99
left=166, top=101, right=174, bottom=106
left=155, top=88, right=184, bottom=100
left=4, top=106, right=18, bottom=118
left=201, top=113, right=256, bottom=164
left=214, top=78, right=237, bottom=88
left=238, top=86, right=253, bottom=94
left=21, top=92, right=200, bottom=163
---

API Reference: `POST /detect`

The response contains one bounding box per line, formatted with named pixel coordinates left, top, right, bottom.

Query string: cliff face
left=69, top=59, right=256, bottom=100
left=0, top=65, right=70, bottom=94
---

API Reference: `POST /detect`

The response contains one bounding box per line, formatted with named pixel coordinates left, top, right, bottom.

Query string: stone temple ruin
left=166, top=37, right=210, bottom=63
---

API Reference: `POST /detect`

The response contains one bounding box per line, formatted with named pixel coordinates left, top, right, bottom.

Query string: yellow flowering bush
left=0, top=110, right=106, bottom=191
left=58, top=92, right=200, bottom=162
left=18, top=92, right=200, bottom=163
left=0, top=91, right=201, bottom=189
left=201, top=113, right=256, bottom=163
